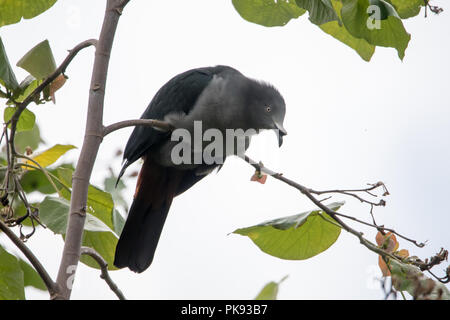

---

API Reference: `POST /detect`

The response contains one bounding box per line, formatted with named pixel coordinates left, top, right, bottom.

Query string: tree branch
left=80, top=247, right=126, bottom=300
left=244, top=155, right=427, bottom=248
left=242, top=156, right=405, bottom=263
left=103, top=119, right=172, bottom=137
left=243, top=156, right=450, bottom=284
left=0, top=219, right=57, bottom=298
left=54, top=0, right=130, bottom=300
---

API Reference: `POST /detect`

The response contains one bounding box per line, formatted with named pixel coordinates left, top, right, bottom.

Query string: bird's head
left=244, top=80, right=287, bottom=147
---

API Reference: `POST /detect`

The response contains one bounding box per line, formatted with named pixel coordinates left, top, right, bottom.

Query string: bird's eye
left=266, top=106, right=271, bottom=112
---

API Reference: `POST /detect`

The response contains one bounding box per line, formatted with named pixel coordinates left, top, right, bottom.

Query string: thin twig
left=423, top=0, right=444, bottom=17
left=14, top=154, right=63, bottom=197
left=80, top=247, right=126, bottom=300
left=307, top=182, right=387, bottom=207
left=333, top=210, right=425, bottom=248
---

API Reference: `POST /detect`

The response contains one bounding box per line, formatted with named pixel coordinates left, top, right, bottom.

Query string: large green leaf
left=17, top=40, right=56, bottom=80
left=0, top=0, right=58, bottom=28
left=0, top=245, right=25, bottom=300
left=4, top=106, right=36, bottom=132
left=234, top=202, right=343, bottom=260
left=232, top=0, right=306, bottom=27
left=295, top=0, right=339, bottom=25
left=255, top=276, right=288, bottom=300
left=39, top=196, right=119, bottom=270
left=387, top=0, right=423, bottom=19
left=18, top=259, right=46, bottom=291
left=341, top=0, right=410, bottom=60
left=0, top=37, right=19, bottom=91
left=320, top=0, right=375, bottom=61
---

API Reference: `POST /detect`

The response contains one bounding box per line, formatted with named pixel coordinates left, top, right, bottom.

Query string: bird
left=113, top=65, right=287, bottom=273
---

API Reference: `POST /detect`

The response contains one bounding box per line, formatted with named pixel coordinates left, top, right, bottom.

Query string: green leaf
left=57, top=168, right=116, bottom=231
left=341, top=0, right=410, bottom=60
left=17, top=40, right=56, bottom=80
left=387, top=0, right=423, bottom=19
left=0, top=0, right=58, bottom=28
left=20, top=163, right=73, bottom=195
left=104, top=175, right=129, bottom=212
left=319, top=0, right=375, bottom=61
left=4, top=106, right=36, bottom=132
left=86, top=185, right=115, bottom=231
left=38, top=196, right=71, bottom=234
left=56, top=167, right=73, bottom=189
left=14, top=123, right=43, bottom=154
left=255, top=275, right=288, bottom=300
left=14, top=75, right=42, bottom=103
left=80, top=231, right=119, bottom=270
left=295, top=0, right=339, bottom=25
left=368, top=0, right=401, bottom=20
left=112, top=209, right=125, bottom=236
left=26, top=144, right=76, bottom=170
left=320, top=22, right=375, bottom=60
left=18, top=259, right=46, bottom=291
left=39, top=196, right=114, bottom=234
left=233, top=202, right=343, bottom=260
left=232, top=0, right=306, bottom=27
left=0, top=37, right=19, bottom=91
left=39, top=196, right=119, bottom=270
left=0, top=245, right=25, bottom=300
left=21, top=169, right=58, bottom=194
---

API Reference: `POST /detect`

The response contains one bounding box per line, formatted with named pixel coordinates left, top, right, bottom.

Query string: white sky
left=1, top=0, right=449, bottom=300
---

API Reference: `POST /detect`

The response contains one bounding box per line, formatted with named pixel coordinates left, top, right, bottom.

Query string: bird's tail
left=113, top=157, right=182, bottom=273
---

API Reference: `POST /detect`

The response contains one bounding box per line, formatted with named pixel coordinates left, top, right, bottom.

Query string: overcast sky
left=1, top=0, right=449, bottom=300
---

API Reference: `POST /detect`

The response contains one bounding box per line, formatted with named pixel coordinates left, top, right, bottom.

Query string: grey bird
left=114, top=65, right=287, bottom=272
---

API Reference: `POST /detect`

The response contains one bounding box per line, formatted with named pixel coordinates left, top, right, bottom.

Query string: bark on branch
left=103, top=119, right=172, bottom=137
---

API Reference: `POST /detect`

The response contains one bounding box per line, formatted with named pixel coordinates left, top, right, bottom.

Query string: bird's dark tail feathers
left=113, top=157, right=183, bottom=273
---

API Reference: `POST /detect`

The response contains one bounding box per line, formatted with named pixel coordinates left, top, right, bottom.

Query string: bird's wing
left=117, top=66, right=237, bottom=182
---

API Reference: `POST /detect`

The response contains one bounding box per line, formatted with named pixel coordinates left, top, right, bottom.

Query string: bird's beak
left=274, top=121, right=287, bottom=147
